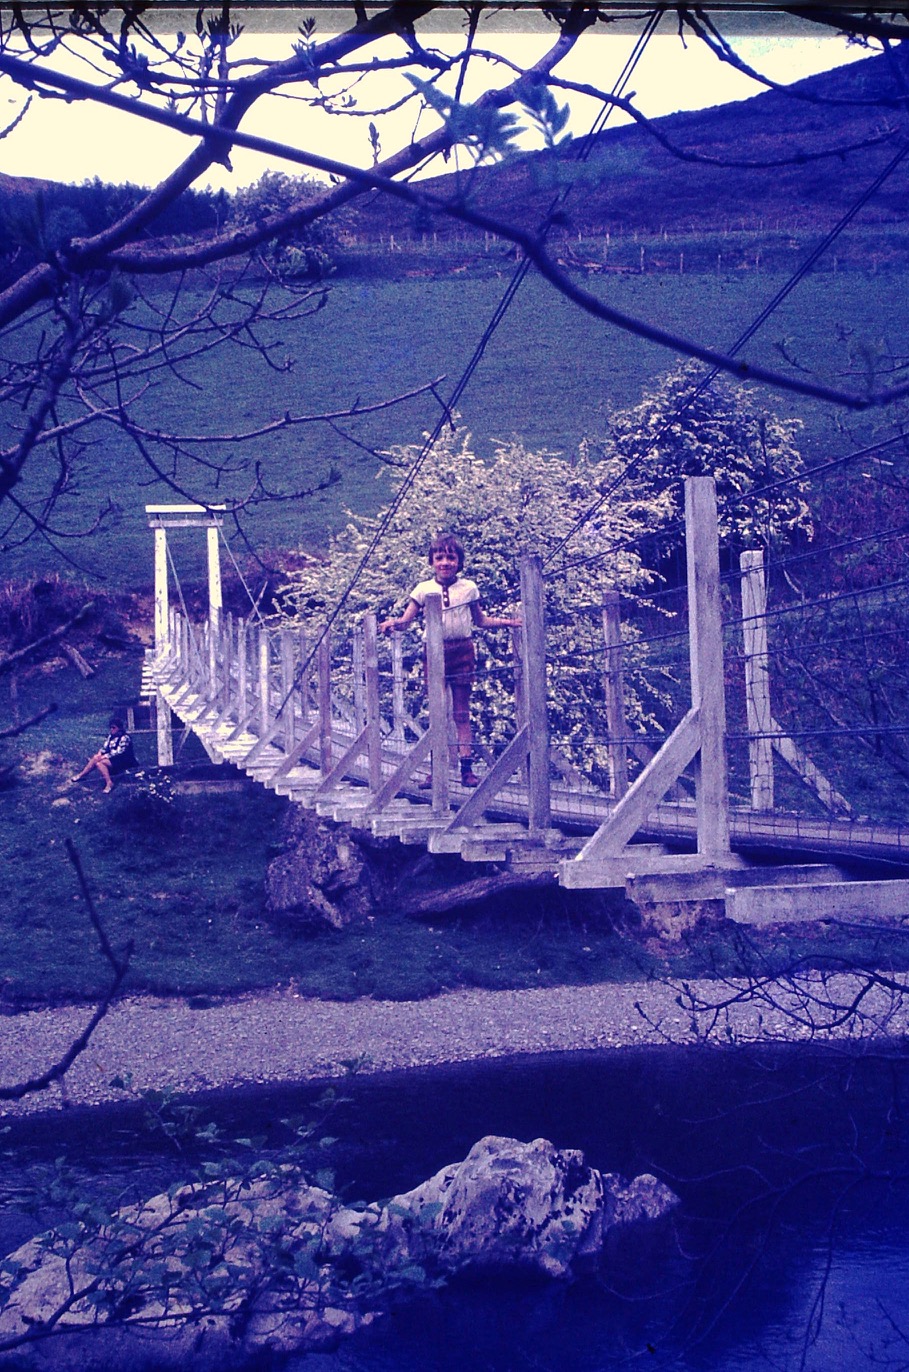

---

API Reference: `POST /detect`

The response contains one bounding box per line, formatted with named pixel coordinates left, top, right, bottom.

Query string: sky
left=0, top=15, right=869, bottom=192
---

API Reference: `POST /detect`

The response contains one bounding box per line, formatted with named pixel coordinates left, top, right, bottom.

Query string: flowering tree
left=587, top=361, right=811, bottom=563
left=281, top=427, right=671, bottom=769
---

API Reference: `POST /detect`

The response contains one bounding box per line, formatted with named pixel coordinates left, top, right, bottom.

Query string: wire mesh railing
left=145, top=468, right=909, bottom=867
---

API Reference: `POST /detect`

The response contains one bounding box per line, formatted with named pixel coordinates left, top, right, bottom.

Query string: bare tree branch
left=0, top=602, right=93, bottom=675
left=0, top=839, right=132, bottom=1102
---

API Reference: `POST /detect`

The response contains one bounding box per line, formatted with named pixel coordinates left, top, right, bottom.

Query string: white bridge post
left=147, top=504, right=225, bottom=768
left=740, top=548, right=774, bottom=811
left=686, top=476, right=730, bottom=858
left=280, top=627, right=296, bottom=753
left=363, top=612, right=382, bottom=792
left=318, top=634, right=332, bottom=775
left=601, top=590, right=628, bottom=799
left=258, top=623, right=271, bottom=737
left=152, top=523, right=173, bottom=766
left=520, top=554, right=551, bottom=834
left=391, top=633, right=406, bottom=743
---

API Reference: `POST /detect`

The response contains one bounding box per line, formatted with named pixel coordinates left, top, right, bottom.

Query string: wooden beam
left=363, top=613, right=382, bottom=792
left=268, top=719, right=321, bottom=780
left=601, top=590, right=629, bottom=799
left=318, top=634, right=332, bottom=776
left=686, top=476, right=730, bottom=858
left=153, top=526, right=169, bottom=655
left=740, top=549, right=774, bottom=811
left=366, top=728, right=434, bottom=814
left=445, top=725, right=530, bottom=831
left=313, top=724, right=371, bottom=796
left=279, top=627, right=296, bottom=753
left=575, top=707, right=701, bottom=861
left=521, top=554, right=551, bottom=834
left=207, top=523, right=222, bottom=634
left=257, top=625, right=271, bottom=737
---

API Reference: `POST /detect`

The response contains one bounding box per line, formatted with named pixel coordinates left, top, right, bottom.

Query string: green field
left=5, top=648, right=908, bottom=1005
left=2, top=261, right=909, bottom=1005
left=0, top=650, right=661, bottom=1004
left=4, top=266, right=902, bottom=592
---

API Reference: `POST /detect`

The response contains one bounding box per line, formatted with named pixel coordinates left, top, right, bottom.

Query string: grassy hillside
left=346, top=49, right=909, bottom=244
left=3, top=265, right=903, bottom=592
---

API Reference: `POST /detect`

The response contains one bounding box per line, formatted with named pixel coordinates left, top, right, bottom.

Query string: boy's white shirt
left=408, top=575, right=480, bottom=641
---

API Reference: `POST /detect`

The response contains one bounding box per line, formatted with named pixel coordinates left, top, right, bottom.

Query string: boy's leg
left=449, top=680, right=479, bottom=786
left=441, top=640, right=480, bottom=785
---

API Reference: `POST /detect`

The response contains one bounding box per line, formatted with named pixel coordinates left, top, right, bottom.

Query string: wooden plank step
left=458, top=842, right=509, bottom=863
left=560, top=849, right=743, bottom=891
left=625, top=860, right=836, bottom=905
left=504, top=850, right=570, bottom=872
left=727, top=878, right=909, bottom=927
left=428, top=824, right=529, bottom=856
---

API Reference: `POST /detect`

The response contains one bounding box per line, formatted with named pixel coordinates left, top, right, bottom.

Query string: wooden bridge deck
left=144, top=485, right=909, bottom=929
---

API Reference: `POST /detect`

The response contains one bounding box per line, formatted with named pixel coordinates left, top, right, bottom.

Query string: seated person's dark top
left=101, top=730, right=137, bottom=775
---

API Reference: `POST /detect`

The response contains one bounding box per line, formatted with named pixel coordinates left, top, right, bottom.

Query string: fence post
left=215, top=612, right=230, bottom=713
left=154, top=558, right=174, bottom=766
left=511, top=626, right=526, bottom=725
left=207, top=524, right=221, bottom=690
left=237, top=618, right=249, bottom=725
left=685, top=476, right=730, bottom=858
left=298, top=627, right=310, bottom=726
left=601, top=590, right=629, bottom=799
left=520, top=554, right=551, bottom=833
left=208, top=616, right=219, bottom=700
left=352, top=626, right=366, bottom=734
left=740, top=549, right=774, bottom=811
left=363, top=613, right=382, bottom=792
left=153, top=526, right=169, bottom=655
left=258, top=625, right=271, bottom=737
left=424, top=595, right=450, bottom=815
left=391, top=633, right=406, bottom=743
left=280, top=626, right=296, bottom=753
left=318, top=633, right=332, bottom=775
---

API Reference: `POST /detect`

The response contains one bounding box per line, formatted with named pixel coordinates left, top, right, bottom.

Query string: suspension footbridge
left=142, top=478, right=909, bottom=932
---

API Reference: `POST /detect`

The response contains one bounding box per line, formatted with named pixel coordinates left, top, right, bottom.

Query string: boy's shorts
left=424, top=638, right=476, bottom=723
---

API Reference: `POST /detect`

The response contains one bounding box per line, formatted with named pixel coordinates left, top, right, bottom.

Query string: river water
left=3, top=1043, right=909, bottom=1371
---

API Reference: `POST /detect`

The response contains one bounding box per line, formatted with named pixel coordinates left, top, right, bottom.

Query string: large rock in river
left=0, top=1135, right=677, bottom=1370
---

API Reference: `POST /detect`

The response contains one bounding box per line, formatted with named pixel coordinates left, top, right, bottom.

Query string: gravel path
left=4, top=972, right=909, bottom=1121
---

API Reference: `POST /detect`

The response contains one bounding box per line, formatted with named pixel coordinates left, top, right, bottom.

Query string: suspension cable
left=264, top=12, right=665, bottom=715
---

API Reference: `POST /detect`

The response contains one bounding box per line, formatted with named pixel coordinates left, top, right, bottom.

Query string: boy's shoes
left=459, top=761, right=480, bottom=788
left=418, top=764, right=481, bottom=789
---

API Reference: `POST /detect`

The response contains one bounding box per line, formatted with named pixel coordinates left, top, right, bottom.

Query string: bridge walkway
left=143, top=479, right=909, bottom=930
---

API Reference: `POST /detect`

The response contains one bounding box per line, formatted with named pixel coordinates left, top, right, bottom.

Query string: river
left=2, top=1042, right=908, bottom=1371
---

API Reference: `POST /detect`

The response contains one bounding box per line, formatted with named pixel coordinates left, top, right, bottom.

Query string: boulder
left=265, top=808, right=385, bottom=927
left=335, top=1134, right=677, bottom=1279
left=0, top=1136, right=678, bottom=1370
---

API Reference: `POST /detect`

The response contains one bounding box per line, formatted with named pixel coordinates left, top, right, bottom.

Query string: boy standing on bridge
left=379, top=533, right=521, bottom=787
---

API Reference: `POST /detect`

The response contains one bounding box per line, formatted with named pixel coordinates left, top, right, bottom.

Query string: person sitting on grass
left=379, top=532, right=521, bottom=788
left=71, top=717, right=137, bottom=794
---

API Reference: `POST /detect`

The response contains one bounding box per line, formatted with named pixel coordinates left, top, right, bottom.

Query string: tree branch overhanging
left=1, top=24, right=906, bottom=413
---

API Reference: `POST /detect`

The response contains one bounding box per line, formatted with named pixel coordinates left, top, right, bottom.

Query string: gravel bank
left=4, top=972, right=909, bottom=1121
